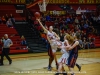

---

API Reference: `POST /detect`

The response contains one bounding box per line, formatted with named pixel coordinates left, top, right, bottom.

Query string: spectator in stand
left=54, top=19, right=59, bottom=27
left=41, top=16, right=46, bottom=25
left=21, top=35, right=27, bottom=46
left=82, top=32, right=88, bottom=40
left=1, top=37, right=5, bottom=44
left=84, top=21, right=89, bottom=29
left=76, top=29, right=82, bottom=38
left=71, top=31, right=76, bottom=37
left=81, top=13, right=86, bottom=20
left=59, top=32, right=64, bottom=42
left=6, top=18, right=13, bottom=28
left=80, top=22, right=84, bottom=31
left=78, top=37, right=83, bottom=49
left=86, top=37, right=91, bottom=49
left=46, top=15, right=51, bottom=21
left=27, top=16, right=33, bottom=28
left=66, top=17, right=70, bottom=24
left=58, top=18, right=63, bottom=28
left=70, top=16, right=74, bottom=23
left=2, top=16, right=6, bottom=24
left=91, top=37, right=95, bottom=48
left=87, top=37, right=95, bottom=49
left=0, top=17, right=2, bottom=24
left=5, top=14, right=9, bottom=22
left=82, top=37, right=88, bottom=49
left=9, top=14, right=15, bottom=23
left=74, top=17, right=79, bottom=24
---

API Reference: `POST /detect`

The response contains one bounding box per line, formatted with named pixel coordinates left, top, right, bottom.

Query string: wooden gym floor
left=0, top=48, right=100, bottom=75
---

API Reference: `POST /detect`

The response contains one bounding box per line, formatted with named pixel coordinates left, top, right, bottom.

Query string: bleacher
left=0, top=4, right=25, bottom=21
left=0, top=24, right=28, bottom=54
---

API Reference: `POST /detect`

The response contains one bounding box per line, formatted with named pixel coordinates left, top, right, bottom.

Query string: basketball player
left=55, top=34, right=72, bottom=75
left=61, top=34, right=80, bottom=75
left=55, top=34, right=81, bottom=75
left=37, top=19, right=60, bottom=71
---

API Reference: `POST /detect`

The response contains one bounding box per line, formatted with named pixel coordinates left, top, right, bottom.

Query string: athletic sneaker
left=55, top=72, right=67, bottom=75
left=76, top=64, right=81, bottom=71
left=63, top=72, right=67, bottom=75
left=71, top=73, right=75, bottom=75
left=47, top=66, right=52, bottom=71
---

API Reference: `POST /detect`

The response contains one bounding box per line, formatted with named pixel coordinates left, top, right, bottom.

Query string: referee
left=0, top=34, right=13, bottom=66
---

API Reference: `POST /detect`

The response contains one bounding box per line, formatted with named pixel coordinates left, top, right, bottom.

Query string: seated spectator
left=46, top=15, right=51, bottom=21
left=83, top=37, right=89, bottom=49
left=9, top=14, right=15, bottom=22
left=70, top=16, right=74, bottom=23
left=81, top=14, right=86, bottom=20
left=78, top=37, right=83, bottom=49
left=84, top=21, right=89, bottom=29
left=86, top=37, right=92, bottom=49
left=2, top=16, right=6, bottom=24
left=1, top=37, right=5, bottom=44
left=59, top=32, right=64, bottom=42
left=6, top=18, right=13, bottom=27
left=5, top=14, right=9, bottom=22
left=21, top=35, right=27, bottom=46
left=74, top=17, right=79, bottom=24
left=90, top=37, right=95, bottom=48
left=66, top=17, right=70, bottom=24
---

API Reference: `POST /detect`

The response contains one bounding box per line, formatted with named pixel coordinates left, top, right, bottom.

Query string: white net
left=38, top=0, right=49, bottom=12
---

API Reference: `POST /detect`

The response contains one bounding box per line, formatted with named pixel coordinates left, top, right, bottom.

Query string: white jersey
left=47, top=31, right=58, bottom=53
left=47, top=31, right=56, bottom=40
left=58, top=40, right=69, bottom=64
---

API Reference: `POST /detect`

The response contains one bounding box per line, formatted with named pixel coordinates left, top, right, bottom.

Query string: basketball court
left=0, top=0, right=100, bottom=75
left=0, top=48, right=100, bottom=75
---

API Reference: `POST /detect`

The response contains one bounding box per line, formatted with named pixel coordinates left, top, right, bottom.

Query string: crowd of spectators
left=38, top=12, right=100, bottom=49
left=0, top=14, right=15, bottom=28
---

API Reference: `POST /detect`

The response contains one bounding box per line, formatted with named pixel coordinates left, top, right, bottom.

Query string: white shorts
left=58, top=52, right=69, bottom=64
left=50, top=40, right=59, bottom=53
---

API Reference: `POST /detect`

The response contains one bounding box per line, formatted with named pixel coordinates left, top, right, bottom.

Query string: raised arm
left=65, top=40, right=70, bottom=46
left=54, top=32, right=60, bottom=41
left=37, top=19, right=48, bottom=33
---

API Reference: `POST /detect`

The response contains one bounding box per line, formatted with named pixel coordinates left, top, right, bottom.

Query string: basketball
left=34, top=12, right=41, bottom=18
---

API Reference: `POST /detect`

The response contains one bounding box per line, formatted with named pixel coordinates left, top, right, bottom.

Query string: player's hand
left=58, top=45, right=61, bottom=49
left=56, top=38, right=60, bottom=41
left=60, top=46, right=66, bottom=49
left=66, top=45, right=71, bottom=50
left=36, top=18, right=40, bottom=21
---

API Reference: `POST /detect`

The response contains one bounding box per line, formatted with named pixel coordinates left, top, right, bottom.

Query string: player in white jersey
left=55, top=34, right=70, bottom=75
left=37, top=19, right=60, bottom=71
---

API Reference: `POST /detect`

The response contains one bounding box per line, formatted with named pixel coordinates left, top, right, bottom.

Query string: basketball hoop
left=38, top=0, right=49, bottom=12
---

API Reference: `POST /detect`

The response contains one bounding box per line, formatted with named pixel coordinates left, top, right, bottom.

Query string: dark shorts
left=67, top=53, right=78, bottom=68
left=48, top=43, right=53, bottom=57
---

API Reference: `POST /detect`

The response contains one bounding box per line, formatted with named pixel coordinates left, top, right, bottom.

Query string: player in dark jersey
left=66, top=34, right=81, bottom=75
left=59, top=34, right=80, bottom=75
